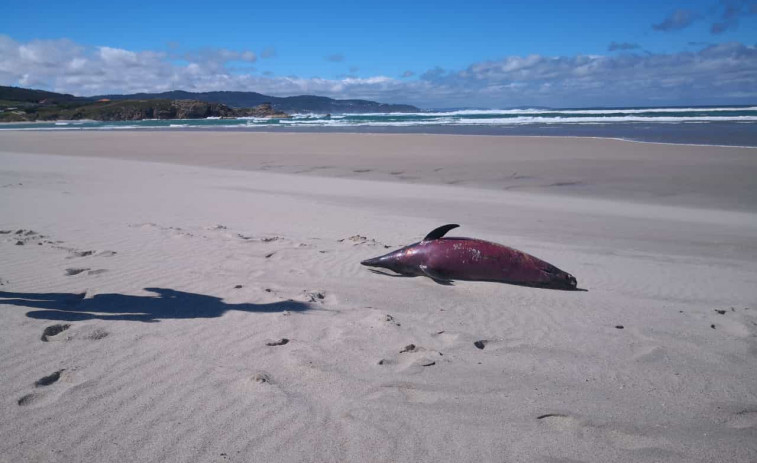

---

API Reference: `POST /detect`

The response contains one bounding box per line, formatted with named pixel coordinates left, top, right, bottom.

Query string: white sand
left=1, top=133, right=756, bottom=462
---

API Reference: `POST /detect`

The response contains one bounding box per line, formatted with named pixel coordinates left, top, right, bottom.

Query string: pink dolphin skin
left=361, top=224, right=578, bottom=290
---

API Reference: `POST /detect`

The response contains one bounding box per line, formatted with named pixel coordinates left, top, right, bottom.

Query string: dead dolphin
left=360, top=224, right=578, bottom=290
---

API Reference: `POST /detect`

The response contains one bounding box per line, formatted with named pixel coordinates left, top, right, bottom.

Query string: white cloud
left=434, top=42, right=757, bottom=106
left=0, top=35, right=755, bottom=108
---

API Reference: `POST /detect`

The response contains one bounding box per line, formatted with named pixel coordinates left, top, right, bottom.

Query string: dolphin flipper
left=423, top=224, right=460, bottom=241
left=420, top=265, right=454, bottom=285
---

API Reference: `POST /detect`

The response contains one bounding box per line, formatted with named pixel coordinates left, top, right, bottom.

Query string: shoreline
left=4, top=125, right=757, bottom=149
left=2, top=120, right=757, bottom=148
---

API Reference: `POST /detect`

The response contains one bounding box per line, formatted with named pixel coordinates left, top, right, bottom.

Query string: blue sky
left=1, top=0, right=756, bottom=107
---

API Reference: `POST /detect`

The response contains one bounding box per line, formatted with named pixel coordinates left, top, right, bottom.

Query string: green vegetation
left=99, top=90, right=420, bottom=113
left=0, top=86, right=85, bottom=105
left=0, top=84, right=418, bottom=122
left=0, top=86, right=289, bottom=122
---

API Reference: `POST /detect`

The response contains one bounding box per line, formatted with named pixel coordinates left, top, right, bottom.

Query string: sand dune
left=1, top=134, right=756, bottom=462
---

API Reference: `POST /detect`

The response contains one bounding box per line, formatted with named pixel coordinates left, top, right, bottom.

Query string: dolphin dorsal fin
left=423, top=224, right=459, bottom=241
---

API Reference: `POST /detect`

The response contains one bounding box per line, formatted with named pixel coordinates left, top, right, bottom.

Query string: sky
left=1, top=0, right=756, bottom=108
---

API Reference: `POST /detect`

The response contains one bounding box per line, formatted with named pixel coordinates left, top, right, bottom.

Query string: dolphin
left=360, top=224, right=578, bottom=290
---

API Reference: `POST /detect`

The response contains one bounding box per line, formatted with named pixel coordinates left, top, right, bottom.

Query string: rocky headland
left=0, top=97, right=289, bottom=122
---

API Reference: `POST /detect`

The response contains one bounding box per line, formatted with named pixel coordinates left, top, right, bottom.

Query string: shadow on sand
left=368, top=269, right=588, bottom=291
left=0, top=288, right=311, bottom=322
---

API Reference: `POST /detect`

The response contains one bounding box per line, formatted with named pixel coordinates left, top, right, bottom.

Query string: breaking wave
left=2, top=106, right=756, bottom=131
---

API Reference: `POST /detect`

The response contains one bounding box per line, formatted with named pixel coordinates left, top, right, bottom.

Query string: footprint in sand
left=68, top=250, right=95, bottom=258
left=41, top=324, right=71, bottom=342
left=65, top=268, right=90, bottom=276
left=266, top=338, right=289, bottom=346
left=252, top=372, right=272, bottom=384
left=35, top=370, right=64, bottom=387
left=4, top=229, right=47, bottom=246
left=306, top=291, right=326, bottom=303
left=64, top=268, right=107, bottom=276
left=17, top=393, right=43, bottom=406
left=80, top=327, right=109, bottom=340
left=17, top=369, right=73, bottom=407
left=384, top=314, right=401, bottom=327
left=380, top=344, right=442, bottom=369
left=400, top=344, right=417, bottom=353
left=67, top=249, right=117, bottom=259
left=42, top=324, right=108, bottom=342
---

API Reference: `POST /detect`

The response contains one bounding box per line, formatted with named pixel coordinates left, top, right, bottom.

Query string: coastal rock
left=236, top=103, right=290, bottom=119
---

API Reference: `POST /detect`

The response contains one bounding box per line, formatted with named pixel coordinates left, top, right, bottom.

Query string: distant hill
left=96, top=90, right=420, bottom=113
left=0, top=86, right=87, bottom=107
left=0, top=85, right=420, bottom=121
left=0, top=86, right=291, bottom=122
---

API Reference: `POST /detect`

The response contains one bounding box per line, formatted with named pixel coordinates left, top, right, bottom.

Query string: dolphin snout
left=361, top=256, right=382, bottom=267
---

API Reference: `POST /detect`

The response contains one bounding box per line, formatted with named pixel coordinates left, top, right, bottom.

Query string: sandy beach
left=1, top=132, right=756, bottom=462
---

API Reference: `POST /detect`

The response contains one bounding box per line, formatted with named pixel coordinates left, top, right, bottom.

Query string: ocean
left=3, top=106, right=757, bottom=146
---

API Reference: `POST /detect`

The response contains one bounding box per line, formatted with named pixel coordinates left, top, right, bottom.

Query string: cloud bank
left=711, top=0, right=757, bottom=33
left=0, top=35, right=755, bottom=108
left=652, top=9, right=699, bottom=31
left=652, top=1, right=757, bottom=34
